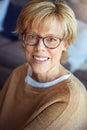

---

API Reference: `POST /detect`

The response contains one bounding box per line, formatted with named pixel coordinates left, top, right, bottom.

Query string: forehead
left=28, top=17, right=63, bottom=37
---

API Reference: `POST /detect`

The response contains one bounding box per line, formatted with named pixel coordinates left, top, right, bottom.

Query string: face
left=24, top=19, right=66, bottom=75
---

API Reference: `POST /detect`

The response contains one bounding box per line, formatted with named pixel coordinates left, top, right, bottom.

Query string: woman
left=0, top=0, right=87, bottom=129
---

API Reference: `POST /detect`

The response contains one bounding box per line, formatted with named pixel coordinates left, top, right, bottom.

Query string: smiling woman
left=0, top=0, right=87, bottom=130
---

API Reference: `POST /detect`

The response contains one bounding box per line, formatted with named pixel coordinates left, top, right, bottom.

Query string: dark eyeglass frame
left=22, top=33, right=64, bottom=49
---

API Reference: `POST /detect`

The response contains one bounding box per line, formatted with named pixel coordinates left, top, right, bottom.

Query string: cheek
left=52, top=53, right=61, bottom=65
left=25, top=46, right=33, bottom=61
left=51, top=48, right=63, bottom=63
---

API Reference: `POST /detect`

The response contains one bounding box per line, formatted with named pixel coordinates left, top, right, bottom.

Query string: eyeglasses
left=22, top=33, right=63, bottom=49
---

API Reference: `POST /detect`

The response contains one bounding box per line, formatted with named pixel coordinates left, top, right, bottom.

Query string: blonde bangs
left=30, top=14, right=59, bottom=32
left=16, top=1, right=55, bottom=33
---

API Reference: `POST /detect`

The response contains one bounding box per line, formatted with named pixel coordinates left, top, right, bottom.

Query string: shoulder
left=66, top=74, right=87, bottom=109
left=9, top=63, right=29, bottom=80
left=66, top=73, right=86, bottom=90
left=12, top=63, right=29, bottom=74
left=2, top=63, right=29, bottom=90
left=63, top=74, right=87, bottom=129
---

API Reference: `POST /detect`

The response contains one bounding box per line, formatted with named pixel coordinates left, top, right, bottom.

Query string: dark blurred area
left=0, top=0, right=28, bottom=89
left=0, top=0, right=30, bottom=41
left=0, top=0, right=87, bottom=89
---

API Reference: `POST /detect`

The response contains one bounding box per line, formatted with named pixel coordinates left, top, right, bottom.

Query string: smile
left=33, top=56, right=49, bottom=62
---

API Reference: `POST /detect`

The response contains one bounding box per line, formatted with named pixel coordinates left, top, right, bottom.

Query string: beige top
left=0, top=63, right=87, bottom=130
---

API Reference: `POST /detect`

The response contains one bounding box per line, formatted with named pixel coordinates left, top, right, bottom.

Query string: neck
left=32, top=65, right=68, bottom=83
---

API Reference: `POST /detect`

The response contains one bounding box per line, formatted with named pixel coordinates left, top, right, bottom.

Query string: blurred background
left=0, top=0, right=87, bottom=89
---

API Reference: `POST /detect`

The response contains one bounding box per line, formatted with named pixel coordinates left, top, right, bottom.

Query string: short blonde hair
left=16, top=0, right=77, bottom=63
left=16, top=0, right=77, bottom=45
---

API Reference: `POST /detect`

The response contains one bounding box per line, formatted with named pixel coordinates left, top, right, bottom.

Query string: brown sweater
left=0, top=63, right=87, bottom=130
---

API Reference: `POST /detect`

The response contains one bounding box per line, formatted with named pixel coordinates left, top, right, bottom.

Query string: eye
left=27, top=34, right=37, bottom=40
left=46, top=37, right=57, bottom=42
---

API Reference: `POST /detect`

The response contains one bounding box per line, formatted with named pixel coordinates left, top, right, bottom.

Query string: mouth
left=33, top=55, right=49, bottom=62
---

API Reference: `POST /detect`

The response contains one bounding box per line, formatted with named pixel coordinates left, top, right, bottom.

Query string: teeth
left=33, top=56, right=48, bottom=61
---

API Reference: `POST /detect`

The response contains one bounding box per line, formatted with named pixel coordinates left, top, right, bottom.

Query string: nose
left=35, top=38, right=45, bottom=50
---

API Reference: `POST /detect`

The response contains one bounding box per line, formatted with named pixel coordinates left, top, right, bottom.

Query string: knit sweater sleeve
left=47, top=75, right=87, bottom=130
left=25, top=75, right=87, bottom=130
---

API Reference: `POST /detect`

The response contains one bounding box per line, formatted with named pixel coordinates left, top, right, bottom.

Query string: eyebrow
left=25, top=32, right=63, bottom=38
